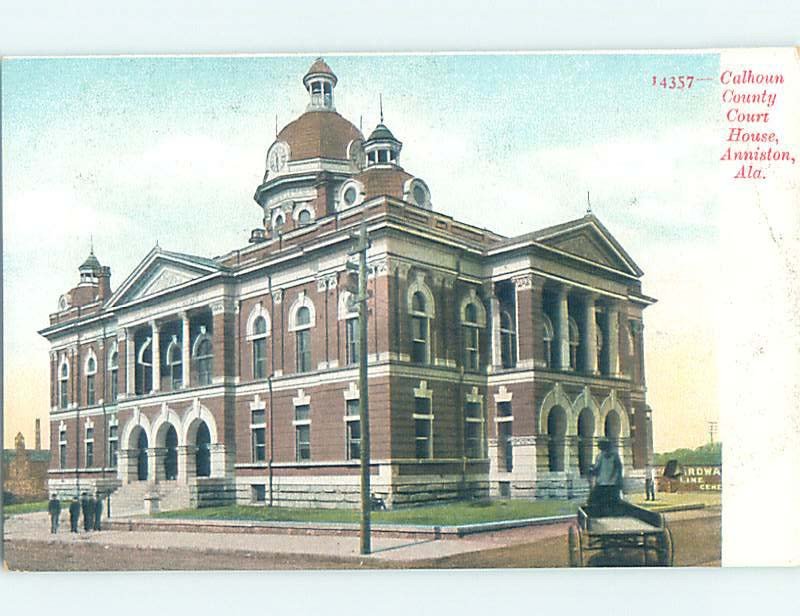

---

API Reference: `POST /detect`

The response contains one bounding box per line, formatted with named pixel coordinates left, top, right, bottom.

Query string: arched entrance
left=547, top=406, right=567, bottom=472
left=605, top=409, right=621, bottom=439
left=136, top=429, right=149, bottom=481
left=195, top=422, right=211, bottom=478
left=577, top=407, right=595, bottom=475
left=164, top=425, right=178, bottom=480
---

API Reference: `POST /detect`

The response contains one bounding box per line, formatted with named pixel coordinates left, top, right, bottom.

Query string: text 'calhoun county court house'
left=40, top=59, right=656, bottom=512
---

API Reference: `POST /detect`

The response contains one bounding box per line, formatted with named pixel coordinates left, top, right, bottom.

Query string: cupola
left=303, top=57, right=337, bottom=111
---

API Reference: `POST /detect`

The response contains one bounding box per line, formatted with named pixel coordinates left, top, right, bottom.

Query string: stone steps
left=109, top=481, right=192, bottom=517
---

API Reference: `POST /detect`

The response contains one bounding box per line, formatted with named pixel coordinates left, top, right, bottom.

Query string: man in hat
left=645, top=464, right=657, bottom=501
left=589, top=438, right=624, bottom=516
left=69, top=495, right=81, bottom=533
left=93, top=492, right=104, bottom=531
left=80, top=492, right=94, bottom=532
left=47, top=493, right=62, bottom=534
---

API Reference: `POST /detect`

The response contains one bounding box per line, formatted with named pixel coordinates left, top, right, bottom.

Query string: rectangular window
left=345, top=398, right=360, bottom=460
left=499, top=422, right=513, bottom=472
left=86, top=375, right=95, bottom=406
left=294, top=404, right=310, bottom=422
left=59, top=381, right=68, bottom=409
left=411, top=317, right=428, bottom=364
left=85, top=427, right=94, bottom=468
left=296, top=330, right=311, bottom=372
left=253, top=338, right=267, bottom=379
left=464, top=327, right=479, bottom=371
left=295, top=424, right=311, bottom=462
left=464, top=401, right=484, bottom=458
left=414, top=396, right=433, bottom=459
left=251, top=409, right=266, bottom=462
left=108, top=425, right=119, bottom=468
left=59, top=429, right=67, bottom=469
left=251, top=484, right=266, bottom=503
left=345, top=318, right=359, bottom=366
left=110, top=369, right=118, bottom=402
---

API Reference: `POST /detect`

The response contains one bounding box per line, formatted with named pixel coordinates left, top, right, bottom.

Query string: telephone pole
left=348, top=219, right=371, bottom=555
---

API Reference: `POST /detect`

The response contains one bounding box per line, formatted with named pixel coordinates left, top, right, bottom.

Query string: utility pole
left=708, top=421, right=718, bottom=445
left=347, top=219, right=371, bottom=555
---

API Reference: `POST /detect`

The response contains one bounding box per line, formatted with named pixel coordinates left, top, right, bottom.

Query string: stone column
left=119, top=449, right=136, bottom=484
left=125, top=329, right=136, bottom=396
left=150, top=320, right=161, bottom=392
left=151, top=447, right=167, bottom=483
left=555, top=286, right=570, bottom=370
left=489, top=294, right=502, bottom=370
left=181, top=312, right=191, bottom=388
left=582, top=294, right=599, bottom=375
left=177, top=445, right=195, bottom=484
left=606, top=303, right=620, bottom=377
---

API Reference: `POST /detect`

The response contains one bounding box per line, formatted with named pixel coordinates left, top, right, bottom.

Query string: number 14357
left=652, top=75, right=695, bottom=89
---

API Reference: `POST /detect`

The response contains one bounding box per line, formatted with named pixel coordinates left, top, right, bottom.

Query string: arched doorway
left=547, top=406, right=567, bottom=472
left=164, top=425, right=178, bottom=480
left=605, top=409, right=621, bottom=440
left=577, top=408, right=595, bottom=475
left=136, top=429, right=149, bottom=481
left=195, top=422, right=211, bottom=478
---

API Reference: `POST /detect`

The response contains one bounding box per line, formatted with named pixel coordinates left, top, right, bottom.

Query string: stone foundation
left=48, top=477, right=121, bottom=500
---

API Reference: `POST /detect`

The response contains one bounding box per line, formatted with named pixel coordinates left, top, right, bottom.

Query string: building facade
left=40, top=59, right=655, bottom=511
left=3, top=421, right=50, bottom=504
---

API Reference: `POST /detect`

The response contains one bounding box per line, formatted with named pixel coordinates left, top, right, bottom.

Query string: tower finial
left=90, top=234, right=94, bottom=255
left=586, top=191, right=592, bottom=214
left=379, top=93, right=384, bottom=124
left=275, top=114, right=278, bottom=137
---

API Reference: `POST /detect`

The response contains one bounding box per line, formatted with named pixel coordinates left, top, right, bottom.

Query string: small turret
left=303, top=57, right=337, bottom=111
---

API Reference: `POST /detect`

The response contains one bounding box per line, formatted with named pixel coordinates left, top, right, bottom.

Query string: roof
left=367, top=123, right=399, bottom=142
left=303, top=58, right=337, bottom=87
left=277, top=111, right=363, bottom=161
left=354, top=166, right=414, bottom=201
left=79, top=252, right=101, bottom=271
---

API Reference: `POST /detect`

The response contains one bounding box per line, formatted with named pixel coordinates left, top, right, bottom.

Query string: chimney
left=98, top=266, right=112, bottom=302
left=35, top=418, right=41, bottom=450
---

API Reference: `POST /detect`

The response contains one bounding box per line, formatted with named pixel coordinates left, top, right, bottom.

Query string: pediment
left=536, top=217, right=643, bottom=276
left=106, top=247, right=222, bottom=308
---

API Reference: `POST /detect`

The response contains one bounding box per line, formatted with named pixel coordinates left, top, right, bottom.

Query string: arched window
left=59, top=360, right=69, bottom=409
left=541, top=314, right=554, bottom=368
left=108, top=348, right=119, bottom=402
left=193, top=334, right=213, bottom=386
left=605, top=410, right=621, bottom=439
left=137, top=338, right=153, bottom=395
left=295, top=306, right=312, bottom=372
left=500, top=311, right=517, bottom=369
left=568, top=317, right=580, bottom=370
left=85, top=355, right=97, bottom=406
left=166, top=336, right=182, bottom=390
left=547, top=406, right=567, bottom=472
left=410, top=291, right=430, bottom=364
left=252, top=316, right=268, bottom=379
left=462, top=301, right=483, bottom=372
left=577, top=408, right=595, bottom=476
left=297, top=209, right=312, bottom=225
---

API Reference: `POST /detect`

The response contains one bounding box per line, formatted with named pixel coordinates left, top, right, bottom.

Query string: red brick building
left=40, top=59, right=655, bottom=511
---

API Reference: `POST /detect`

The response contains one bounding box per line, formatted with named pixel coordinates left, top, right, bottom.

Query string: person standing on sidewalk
left=47, top=494, right=62, bottom=534
left=645, top=465, right=657, bottom=501
left=588, top=438, right=624, bottom=515
left=69, top=496, right=81, bottom=533
left=81, top=492, right=93, bottom=532
left=93, top=492, right=104, bottom=531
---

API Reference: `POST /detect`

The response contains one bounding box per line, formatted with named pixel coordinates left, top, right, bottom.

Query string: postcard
left=2, top=49, right=798, bottom=571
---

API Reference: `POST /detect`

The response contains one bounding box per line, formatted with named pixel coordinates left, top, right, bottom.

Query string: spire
left=586, top=191, right=592, bottom=215
left=379, top=93, right=384, bottom=124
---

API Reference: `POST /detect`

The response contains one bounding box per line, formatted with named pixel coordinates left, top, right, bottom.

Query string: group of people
left=47, top=492, right=104, bottom=534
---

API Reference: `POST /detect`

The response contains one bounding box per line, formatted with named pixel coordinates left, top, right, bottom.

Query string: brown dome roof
left=304, top=58, right=337, bottom=86
left=277, top=111, right=363, bottom=161
left=355, top=166, right=414, bottom=200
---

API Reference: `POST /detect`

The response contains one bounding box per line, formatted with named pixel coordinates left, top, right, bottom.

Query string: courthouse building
left=40, top=59, right=655, bottom=510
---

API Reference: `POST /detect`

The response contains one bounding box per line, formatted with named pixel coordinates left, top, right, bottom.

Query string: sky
left=1, top=52, right=721, bottom=451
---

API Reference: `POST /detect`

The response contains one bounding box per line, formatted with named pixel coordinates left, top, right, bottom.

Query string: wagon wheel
left=658, top=526, right=674, bottom=567
left=568, top=526, right=583, bottom=567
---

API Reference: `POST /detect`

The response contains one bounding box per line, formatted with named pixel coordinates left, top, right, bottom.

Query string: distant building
left=3, top=421, right=50, bottom=503
left=40, top=59, right=655, bottom=511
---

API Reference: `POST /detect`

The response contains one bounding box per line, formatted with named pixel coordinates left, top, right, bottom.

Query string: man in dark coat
left=93, top=492, right=104, bottom=531
left=588, top=438, right=624, bottom=516
left=81, top=492, right=93, bottom=532
left=69, top=496, right=81, bottom=533
left=47, top=494, right=62, bottom=534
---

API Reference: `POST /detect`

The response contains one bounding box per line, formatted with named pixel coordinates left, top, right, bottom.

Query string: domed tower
left=254, top=58, right=365, bottom=235
left=57, top=246, right=112, bottom=313
left=338, top=116, right=433, bottom=211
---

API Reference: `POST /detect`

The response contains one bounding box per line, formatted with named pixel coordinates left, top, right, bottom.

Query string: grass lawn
left=157, top=499, right=580, bottom=526
left=628, top=491, right=721, bottom=511
left=3, top=500, right=48, bottom=516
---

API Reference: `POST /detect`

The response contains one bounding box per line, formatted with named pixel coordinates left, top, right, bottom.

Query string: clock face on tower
left=267, top=141, right=290, bottom=173
left=347, top=139, right=366, bottom=171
